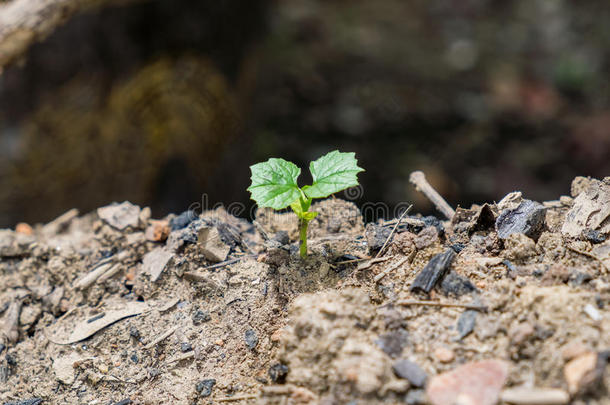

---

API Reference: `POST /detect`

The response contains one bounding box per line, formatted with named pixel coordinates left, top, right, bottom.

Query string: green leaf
left=248, top=158, right=301, bottom=209
left=290, top=196, right=312, bottom=219
left=304, top=150, right=364, bottom=199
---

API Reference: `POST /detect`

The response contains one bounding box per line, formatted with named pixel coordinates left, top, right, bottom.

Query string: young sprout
left=248, top=150, right=364, bottom=258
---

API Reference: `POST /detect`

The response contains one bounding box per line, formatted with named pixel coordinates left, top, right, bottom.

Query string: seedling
left=248, top=150, right=364, bottom=258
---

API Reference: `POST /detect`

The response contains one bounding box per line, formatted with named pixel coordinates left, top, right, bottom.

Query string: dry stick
left=374, top=256, right=409, bottom=283
left=396, top=299, right=488, bottom=312
left=144, top=325, right=179, bottom=349
left=216, top=394, right=259, bottom=402
left=409, top=171, right=455, bottom=220
left=356, top=256, right=393, bottom=271
left=375, top=205, right=412, bottom=258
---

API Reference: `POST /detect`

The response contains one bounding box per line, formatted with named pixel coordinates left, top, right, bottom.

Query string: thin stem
left=299, top=218, right=309, bottom=258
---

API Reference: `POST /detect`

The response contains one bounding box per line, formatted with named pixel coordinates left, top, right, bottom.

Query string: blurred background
left=0, top=0, right=609, bottom=227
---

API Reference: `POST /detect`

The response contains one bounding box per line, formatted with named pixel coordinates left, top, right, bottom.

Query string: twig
left=144, top=325, right=178, bottom=349
left=334, top=257, right=371, bottom=265
left=409, top=171, right=455, bottom=220
left=396, top=299, right=488, bottom=312
left=356, top=255, right=393, bottom=271
left=375, top=205, right=412, bottom=258
left=253, top=220, right=270, bottom=241
left=373, top=256, right=409, bottom=282
left=216, top=394, right=259, bottom=402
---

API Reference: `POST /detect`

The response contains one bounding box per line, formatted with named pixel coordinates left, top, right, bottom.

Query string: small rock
left=561, top=342, right=589, bottom=361
left=268, top=363, right=289, bottom=383
left=53, top=353, right=82, bottom=385
left=440, top=271, right=476, bottom=297
left=365, top=223, right=392, bottom=252
left=426, top=359, right=509, bottom=405
left=15, top=223, right=33, bottom=235
left=97, top=201, right=141, bottom=230
left=245, top=329, right=258, bottom=350
left=130, top=353, right=138, bottom=364
left=456, top=310, right=477, bottom=340
left=583, top=304, right=602, bottom=321
left=500, top=387, right=569, bottom=405
left=272, top=230, right=290, bottom=245
left=0, top=343, right=5, bottom=354
left=145, top=220, right=170, bottom=242
left=392, top=359, right=428, bottom=387
left=129, top=326, right=140, bottom=339
left=181, top=342, right=193, bottom=352
left=583, top=229, right=606, bottom=244
left=198, top=226, right=230, bottom=262
left=509, top=322, right=535, bottom=345
left=192, top=309, right=211, bottom=325
left=405, top=389, right=427, bottom=405
left=563, top=351, right=600, bottom=395
left=496, top=199, right=546, bottom=240
left=112, top=399, right=132, bottom=405
left=434, top=347, right=455, bottom=363
left=142, top=247, right=174, bottom=282
left=170, top=210, right=197, bottom=231
left=375, top=328, right=409, bottom=358
left=196, top=379, right=216, bottom=397
left=562, top=178, right=610, bottom=237
left=414, top=226, right=439, bottom=250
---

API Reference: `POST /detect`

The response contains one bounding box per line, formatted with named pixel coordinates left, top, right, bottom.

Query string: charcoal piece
left=421, top=216, right=445, bottom=236
left=245, top=329, right=258, bottom=350
left=410, top=249, right=456, bottom=294
left=583, top=229, right=606, bottom=244
left=365, top=223, right=392, bottom=252
left=375, top=328, right=409, bottom=358
left=456, top=310, right=477, bottom=340
left=495, top=199, right=546, bottom=240
left=170, top=210, right=197, bottom=231
left=272, top=231, right=290, bottom=245
left=268, top=363, right=289, bottom=383
left=392, top=359, right=428, bottom=387
left=216, top=222, right=241, bottom=247
left=450, top=243, right=465, bottom=253
left=196, top=379, right=216, bottom=397
left=440, top=271, right=476, bottom=297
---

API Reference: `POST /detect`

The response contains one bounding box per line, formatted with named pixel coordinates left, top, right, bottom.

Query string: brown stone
left=434, top=347, right=455, bottom=363
left=427, top=359, right=509, bottom=405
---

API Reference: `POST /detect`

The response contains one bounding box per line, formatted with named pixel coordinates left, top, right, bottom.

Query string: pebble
left=456, top=310, right=477, bottom=340
left=392, top=359, right=428, bottom=387
left=509, top=322, right=535, bottom=345
left=142, top=247, right=174, bottom=282
left=500, top=387, right=569, bottom=405
left=268, top=363, right=289, bottom=383
left=440, top=271, right=476, bottom=297
left=192, top=309, right=211, bottom=325
left=375, top=328, right=409, bottom=358
left=15, top=223, right=33, bottom=235
left=97, top=201, right=141, bottom=230
left=434, top=347, right=455, bottom=363
left=426, top=359, right=509, bottom=405
left=112, top=399, right=132, bottom=405
left=145, top=220, right=170, bottom=242
left=181, top=342, right=193, bottom=352
left=583, top=303, right=602, bottom=321
left=496, top=199, right=546, bottom=240
left=196, top=379, right=216, bottom=397
left=405, top=389, right=427, bottom=405
left=197, top=226, right=230, bottom=262
left=170, top=210, right=197, bottom=231
left=245, top=329, right=259, bottom=350
left=563, top=351, right=598, bottom=394
left=561, top=342, right=589, bottom=361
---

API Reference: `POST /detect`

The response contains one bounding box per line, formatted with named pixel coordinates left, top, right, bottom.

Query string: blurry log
left=0, top=0, right=139, bottom=67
